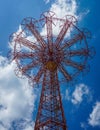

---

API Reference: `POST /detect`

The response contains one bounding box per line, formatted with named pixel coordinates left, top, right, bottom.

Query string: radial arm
left=55, top=20, right=72, bottom=47
left=14, top=52, right=37, bottom=59
left=61, top=33, right=84, bottom=50
left=46, top=17, right=53, bottom=50
left=34, top=66, right=44, bottom=83
left=27, top=23, right=46, bottom=48
left=67, top=49, right=89, bottom=56
left=15, top=36, right=40, bottom=50
left=58, top=64, right=72, bottom=81
left=21, top=61, right=39, bottom=73
left=65, top=59, right=84, bottom=70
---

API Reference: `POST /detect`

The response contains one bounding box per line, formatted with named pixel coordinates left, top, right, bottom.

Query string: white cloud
left=65, top=89, right=71, bottom=101
left=0, top=124, right=6, bottom=130
left=0, top=56, right=36, bottom=130
left=9, top=25, right=22, bottom=51
left=80, top=122, right=88, bottom=130
left=44, top=0, right=50, bottom=4
left=65, top=84, right=92, bottom=105
left=71, top=84, right=90, bottom=104
left=88, top=101, right=100, bottom=127
left=50, top=0, right=77, bottom=18
left=78, top=9, right=90, bottom=21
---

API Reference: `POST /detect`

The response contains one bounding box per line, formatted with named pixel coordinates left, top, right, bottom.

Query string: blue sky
left=0, top=0, right=100, bottom=130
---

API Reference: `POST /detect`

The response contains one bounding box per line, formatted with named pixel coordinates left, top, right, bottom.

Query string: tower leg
left=34, top=70, right=67, bottom=130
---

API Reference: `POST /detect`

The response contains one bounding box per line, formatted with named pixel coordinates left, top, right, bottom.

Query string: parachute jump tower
left=10, top=11, right=95, bottom=130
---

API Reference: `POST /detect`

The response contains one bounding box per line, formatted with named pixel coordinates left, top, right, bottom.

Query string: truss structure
left=10, top=11, right=95, bottom=130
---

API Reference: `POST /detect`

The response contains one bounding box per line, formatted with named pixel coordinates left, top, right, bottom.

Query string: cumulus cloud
left=71, top=84, right=91, bottom=105
left=0, top=56, right=36, bottom=130
left=88, top=101, right=100, bottom=127
left=44, top=0, right=77, bottom=16
left=50, top=0, right=77, bottom=18
left=65, top=84, right=92, bottom=105
left=0, top=124, right=6, bottom=130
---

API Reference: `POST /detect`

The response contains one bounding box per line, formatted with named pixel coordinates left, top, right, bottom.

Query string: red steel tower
left=10, top=11, right=95, bottom=130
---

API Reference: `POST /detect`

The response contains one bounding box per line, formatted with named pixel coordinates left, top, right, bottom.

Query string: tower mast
left=34, top=70, right=67, bottom=129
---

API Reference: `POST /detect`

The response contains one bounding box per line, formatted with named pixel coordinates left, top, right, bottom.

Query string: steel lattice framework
left=10, top=11, right=95, bottom=130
